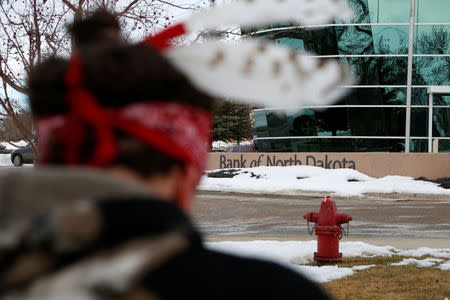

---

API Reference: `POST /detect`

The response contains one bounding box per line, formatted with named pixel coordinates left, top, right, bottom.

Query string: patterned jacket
left=0, top=168, right=330, bottom=299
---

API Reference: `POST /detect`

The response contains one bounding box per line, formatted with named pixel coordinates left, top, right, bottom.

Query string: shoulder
left=145, top=247, right=331, bottom=300
left=203, top=248, right=331, bottom=299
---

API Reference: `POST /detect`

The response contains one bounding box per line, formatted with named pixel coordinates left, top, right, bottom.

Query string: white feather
left=165, top=40, right=354, bottom=109
left=185, top=0, right=353, bottom=33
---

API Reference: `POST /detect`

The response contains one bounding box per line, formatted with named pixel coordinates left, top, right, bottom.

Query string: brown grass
left=320, top=256, right=450, bottom=300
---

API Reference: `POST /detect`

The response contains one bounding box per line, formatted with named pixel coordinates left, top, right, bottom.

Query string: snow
left=1, top=140, right=27, bottom=150
left=206, top=240, right=450, bottom=283
left=438, top=261, right=450, bottom=270
left=212, top=140, right=252, bottom=150
left=0, top=154, right=12, bottom=166
left=391, top=258, right=444, bottom=267
left=199, top=166, right=450, bottom=196
left=396, top=247, right=450, bottom=259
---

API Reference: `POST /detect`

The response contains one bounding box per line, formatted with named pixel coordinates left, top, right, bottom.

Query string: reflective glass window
left=436, top=139, right=450, bottom=153
left=255, top=108, right=408, bottom=138
left=371, top=26, right=409, bottom=54
left=412, top=88, right=428, bottom=105
left=433, top=108, right=450, bottom=137
left=416, top=0, right=450, bottom=23
left=265, top=111, right=290, bottom=137
left=254, top=110, right=269, bottom=137
left=256, top=139, right=294, bottom=152
left=414, top=26, right=450, bottom=54
left=434, top=94, right=450, bottom=106
left=257, top=25, right=409, bottom=55
left=344, top=88, right=407, bottom=105
left=347, top=108, right=405, bottom=136
left=375, top=0, right=411, bottom=23
left=275, top=37, right=305, bottom=51
left=411, top=108, right=428, bottom=137
left=335, top=0, right=411, bottom=24
left=413, top=57, right=450, bottom=85
left=336, top=25, right=409, bottom=55
left=255, top=138, right=405, bottom=152
left=258, top=27, right=340, bottom=55
left=410, top=88, right=450, bottom=106
left=352, top=138, right=404, bottom=152
left=341, top=57, right=408, bottom=85
left=410, top=139, right=428, bottom=152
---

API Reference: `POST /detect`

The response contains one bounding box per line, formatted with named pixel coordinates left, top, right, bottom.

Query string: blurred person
left=0, top=11, right=331, bottom=300
left=68, top=8, right=123, bottom=52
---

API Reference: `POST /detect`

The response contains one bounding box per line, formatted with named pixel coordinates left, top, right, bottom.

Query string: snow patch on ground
left=199, top=166, right=450, bottom=196
left=391, top=258, right=444, bottom=267
left=438, top=261, right=450, bottom=270
left=0, top=154, right=12, bottom=166
left=396, top=247, right=450, bottom=259
left=206, top=240, right=450, bottom=283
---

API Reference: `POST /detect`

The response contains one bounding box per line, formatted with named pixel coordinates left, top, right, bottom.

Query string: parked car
left=11, top=146, right=34, bottom=166
left=225, top=144, right=255, bottom=153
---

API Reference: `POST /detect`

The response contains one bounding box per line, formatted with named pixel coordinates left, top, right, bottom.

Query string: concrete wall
left=207, top=153, right=450, bottom=179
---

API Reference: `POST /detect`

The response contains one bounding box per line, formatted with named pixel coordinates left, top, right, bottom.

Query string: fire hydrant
left=303, top=196, right=352, bottom=264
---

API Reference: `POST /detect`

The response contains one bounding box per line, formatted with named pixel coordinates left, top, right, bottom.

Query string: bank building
left=250, top=0, right=450, bottom=153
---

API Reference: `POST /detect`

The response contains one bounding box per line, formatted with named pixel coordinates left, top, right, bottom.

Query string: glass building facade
left=252, top=0, right=450, bottom=153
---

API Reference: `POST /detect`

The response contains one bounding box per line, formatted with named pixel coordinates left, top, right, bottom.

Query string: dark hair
left=68, top=9, right=122, bottom=49
left=28, top=44, right=214, bottom=177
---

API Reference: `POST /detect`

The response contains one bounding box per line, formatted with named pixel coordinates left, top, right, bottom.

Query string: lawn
left=322, top=256, right=450, bottom=300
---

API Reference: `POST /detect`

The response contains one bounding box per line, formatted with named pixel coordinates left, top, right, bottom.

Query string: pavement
left=192, top=191, right=450, bottom=249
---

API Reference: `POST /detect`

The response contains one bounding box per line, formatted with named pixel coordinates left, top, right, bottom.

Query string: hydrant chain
left=307, top=220, right=315, bottom=235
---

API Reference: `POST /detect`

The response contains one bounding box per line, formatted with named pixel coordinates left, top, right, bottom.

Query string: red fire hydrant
left=304, top=196, right=352, bottom=264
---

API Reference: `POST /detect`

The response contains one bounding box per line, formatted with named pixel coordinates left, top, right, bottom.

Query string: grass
left=318, top=256, right=450, bottom=300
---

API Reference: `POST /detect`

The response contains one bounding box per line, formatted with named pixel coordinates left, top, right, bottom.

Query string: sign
left=207, top=152, right=450, bottom=179
left=218, top=154, right=355, bottom=169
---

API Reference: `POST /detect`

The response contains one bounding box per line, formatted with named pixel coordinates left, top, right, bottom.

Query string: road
left=191, top=191, right=450, bottom=244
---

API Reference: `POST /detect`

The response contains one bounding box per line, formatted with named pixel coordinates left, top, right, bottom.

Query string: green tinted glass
left=342, top=57, right=408, bottom=85
left=255, top=108, right=408, bottom=138
left=433, top=108, right=450, bottom=137
left=335, top=0, right=411, bottom=24
left=436, top=140, right=450, bottom=153
left=255, top=138, right=405, bottom=152
left=416, top=0, right=450, bottom=23
left=410, top=139, right=428, bottom=152
left=434, top=95, right=450, bottom=106
left=411, top=108, right=428, bottom=137
left=413, top=57, right=450, bottom=85
left=345, top=88, right=407, bottom=105
left=414, top=25, right=450, bottom=54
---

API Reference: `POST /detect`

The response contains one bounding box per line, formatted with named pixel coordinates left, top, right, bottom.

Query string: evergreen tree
left=212, top=100, right=253, bottom=143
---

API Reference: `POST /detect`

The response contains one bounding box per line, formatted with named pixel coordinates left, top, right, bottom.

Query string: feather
left=184, top=0, right=353, bottom=33
left=165, top=40, right=354, bottom=109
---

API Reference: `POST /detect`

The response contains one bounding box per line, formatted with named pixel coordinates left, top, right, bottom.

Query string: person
left=68, top=8, right=123, bottom=51
left=0, top=12, right=331, bottom=300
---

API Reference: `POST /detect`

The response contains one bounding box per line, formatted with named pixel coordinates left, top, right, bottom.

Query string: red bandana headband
left=37, top=50, right=212, bottom=172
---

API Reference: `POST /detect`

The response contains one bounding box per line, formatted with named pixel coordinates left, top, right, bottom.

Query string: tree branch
left=118, top=0, right=140, bottom=16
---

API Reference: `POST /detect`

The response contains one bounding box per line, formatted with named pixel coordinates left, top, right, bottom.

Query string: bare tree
left=0, top=0, right=200, bottom=151
left=416, top=26, right=450, bottom=86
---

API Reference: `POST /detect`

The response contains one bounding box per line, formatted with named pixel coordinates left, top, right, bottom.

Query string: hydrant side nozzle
left=304, top=212, right=318, bottom=223
left=336, top=213, right=352, bottom=225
